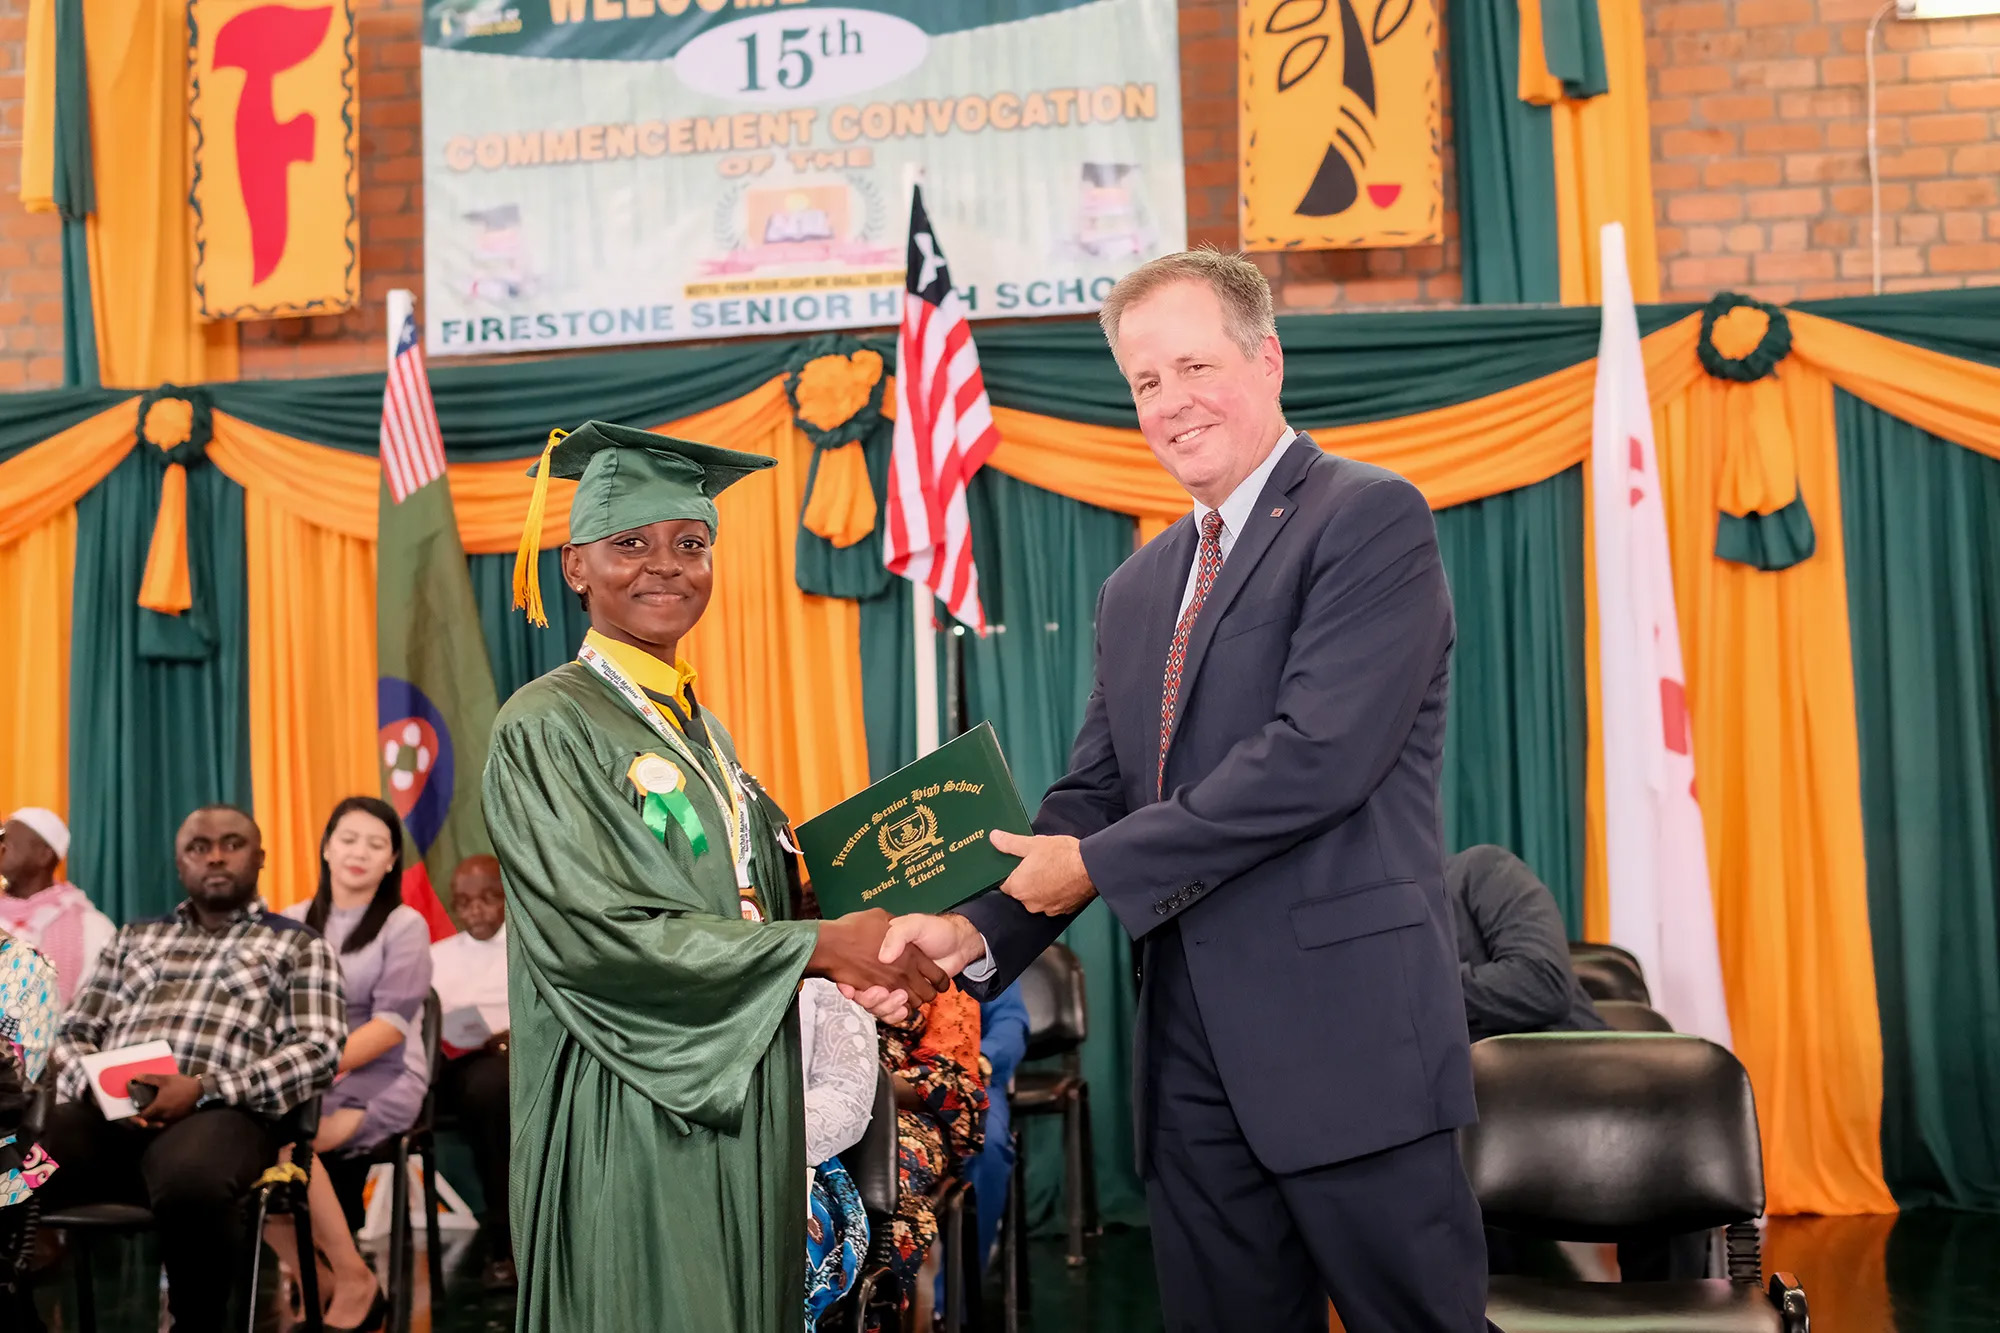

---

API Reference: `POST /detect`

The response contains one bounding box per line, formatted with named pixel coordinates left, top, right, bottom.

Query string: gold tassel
left=513, top=428, right=566, bottom=627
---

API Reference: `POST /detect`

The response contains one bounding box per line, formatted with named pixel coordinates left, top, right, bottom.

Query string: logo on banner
left=1239, top=0, right=1443, bottom=250
left=189, top=0, right=360, bottom=318
left=377, top=678, right=456, bottom=854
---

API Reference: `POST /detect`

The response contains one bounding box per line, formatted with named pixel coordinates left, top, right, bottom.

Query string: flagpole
left=903, top=164, right=942, bottom=757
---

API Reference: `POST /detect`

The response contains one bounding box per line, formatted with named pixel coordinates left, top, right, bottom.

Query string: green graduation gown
left=483, top=660, right=819, bottom=1333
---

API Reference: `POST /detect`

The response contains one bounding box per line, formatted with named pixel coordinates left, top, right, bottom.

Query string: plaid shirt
left=55, top=899, right=345, bottom=1117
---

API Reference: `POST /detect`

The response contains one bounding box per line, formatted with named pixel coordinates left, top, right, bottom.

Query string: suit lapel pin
left=1270, top=507, right=1284, bottom=518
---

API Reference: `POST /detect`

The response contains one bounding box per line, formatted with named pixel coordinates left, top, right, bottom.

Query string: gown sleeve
left=483, top=710, right=819, bottom=1135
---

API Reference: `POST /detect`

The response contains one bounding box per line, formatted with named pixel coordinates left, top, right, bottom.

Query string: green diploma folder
left=797, top=721, right=1033, bottom=919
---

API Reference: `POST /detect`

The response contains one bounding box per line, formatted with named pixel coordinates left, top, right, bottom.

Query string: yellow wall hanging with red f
left=187, top=0, right=359, bottom=319
left=1239, top=0, right=1443, bottom=250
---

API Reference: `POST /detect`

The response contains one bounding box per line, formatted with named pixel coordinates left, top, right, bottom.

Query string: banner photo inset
left=1238, top=0, right=1442, bottom=252
left=420, top=0, right=1185, bottom=355
left=188, top=0, right=360, bottom=319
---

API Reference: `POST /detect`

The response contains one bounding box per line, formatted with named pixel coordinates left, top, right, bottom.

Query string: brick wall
left=0, top=0, right=64, bottom=389
left=2, top=0, right=1995, bottom=389
left=1649, top=0, right=2000, bottom=301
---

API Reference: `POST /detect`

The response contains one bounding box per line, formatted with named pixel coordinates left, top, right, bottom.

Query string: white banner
left=420, top=0, right=1186, bottom=355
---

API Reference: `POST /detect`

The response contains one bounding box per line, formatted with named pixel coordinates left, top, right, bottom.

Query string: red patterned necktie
left=1159, top=510, right=1227, bottom=799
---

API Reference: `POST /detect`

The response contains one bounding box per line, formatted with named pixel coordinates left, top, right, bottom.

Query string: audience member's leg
left=34, top=1102, right=147, bottom=1214
left=966, top=1089, right=1014, bottom=1266
left=454, top=1052, right=514, bottom=1260
left=308, top=1107, right=383, bottom=1326
left=139, top=1107, right=278, bottom=1329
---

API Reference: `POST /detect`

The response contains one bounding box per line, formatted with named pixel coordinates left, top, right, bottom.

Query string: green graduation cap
left=512, top=419, right=776, bottom=626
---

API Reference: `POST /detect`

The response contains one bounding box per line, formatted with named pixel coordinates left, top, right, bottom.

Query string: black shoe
left=482, top=1257, right=518, bottom=1292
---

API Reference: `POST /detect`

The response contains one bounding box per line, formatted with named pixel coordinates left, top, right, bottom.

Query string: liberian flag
left=1591, top=223, right=1733, bottom=1047
left=884, top=185, right=998, bottom=632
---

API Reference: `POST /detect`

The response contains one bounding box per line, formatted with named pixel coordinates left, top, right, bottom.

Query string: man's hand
left=879, top=912, right=988, bottom=975
left=992, top=830, right=1096, bottom=916
left=809, top=909, right=949, bottom=1025
left=129, top=1073, right=204, bottom=1127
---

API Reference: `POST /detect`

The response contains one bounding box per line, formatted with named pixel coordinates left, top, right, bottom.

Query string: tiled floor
left=24, top=1208, right=2000, bottom=1331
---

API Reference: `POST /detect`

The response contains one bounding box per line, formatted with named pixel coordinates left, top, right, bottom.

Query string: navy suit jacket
left=958, top=435, right=1477, bottom=1175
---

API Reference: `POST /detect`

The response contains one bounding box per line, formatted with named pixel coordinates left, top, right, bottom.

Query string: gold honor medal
left=629, top=754, right=684, bottom=796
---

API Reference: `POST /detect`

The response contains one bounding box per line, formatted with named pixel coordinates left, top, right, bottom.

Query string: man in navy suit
left=870, top=249, right=1491, bottom=1331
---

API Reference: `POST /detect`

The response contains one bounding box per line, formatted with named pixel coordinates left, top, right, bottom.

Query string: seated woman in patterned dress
left=800, top=977, right=877, bottom=1329
left=865, top=986, right=988, bottom=1332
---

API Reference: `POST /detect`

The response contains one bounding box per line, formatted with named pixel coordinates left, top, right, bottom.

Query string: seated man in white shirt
left=0, top=809, right=115, bottom=1007
left=430, top=855, right=513, bottom=1290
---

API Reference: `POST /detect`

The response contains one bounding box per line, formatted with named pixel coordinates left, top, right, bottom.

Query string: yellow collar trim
left=582, top=629, right=697, bottom=709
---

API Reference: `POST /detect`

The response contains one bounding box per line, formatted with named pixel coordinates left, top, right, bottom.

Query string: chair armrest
left=278, top=1095, right=322, bottom=1149
left=1767, top=1272, right=1809, bottom=1333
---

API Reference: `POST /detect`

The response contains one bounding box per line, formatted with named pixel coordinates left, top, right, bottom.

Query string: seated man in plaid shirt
left=45, top=805, right=345, bottom=1329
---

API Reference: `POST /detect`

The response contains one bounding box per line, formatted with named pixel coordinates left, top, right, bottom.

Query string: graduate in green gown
left=484, top=421, right=947, bottom=1333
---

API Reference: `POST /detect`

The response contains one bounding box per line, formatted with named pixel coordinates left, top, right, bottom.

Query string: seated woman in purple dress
left=277, top=796, right=434, bottom=1331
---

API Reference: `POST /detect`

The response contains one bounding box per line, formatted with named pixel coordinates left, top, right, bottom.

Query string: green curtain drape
left=1447, top=0, right=1562, bottom=304
left=53, top=0, right=97, bottom=388
left=468, top=550, right=591, bottom=705
left=1539, top=0, right=1609, bottom=99
left=68, top=453, right=251, bottom=923
left=958, top=469, right=1146, bottom=1230
left=1838, top=390, right=2000, bottom=1212
left=0, top=387, right=129, bottom=461
left=215, top=341, right=800, bottom=457
left=1435, top=466, right=1587, bottom=931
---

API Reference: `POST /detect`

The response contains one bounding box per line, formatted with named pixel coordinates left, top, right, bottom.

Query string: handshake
left=804, top=909, right=986, bottom=1025
left=802, top=828, right=1097, bottom=1023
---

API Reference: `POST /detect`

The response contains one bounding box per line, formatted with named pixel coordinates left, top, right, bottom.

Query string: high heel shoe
left=324, top=1282, right=388, bottom=1333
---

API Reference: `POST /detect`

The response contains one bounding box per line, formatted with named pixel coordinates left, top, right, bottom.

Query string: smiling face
left=1111, top=278, right=1287, bottom=509
left=562, top=518, right=715, bottom=656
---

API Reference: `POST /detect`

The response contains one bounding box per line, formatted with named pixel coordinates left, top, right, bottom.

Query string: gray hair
left=1098, top=247, right=1277, bottom=360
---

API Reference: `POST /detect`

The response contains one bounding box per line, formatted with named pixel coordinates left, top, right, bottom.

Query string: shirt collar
left=583, top=628, right=698, bottom=707
left=1193, top=428, right=1299, bottom=541
left=172, top=896, right=267, bottom=930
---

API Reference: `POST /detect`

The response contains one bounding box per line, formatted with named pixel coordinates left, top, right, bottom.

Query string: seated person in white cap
left=0, top=809, right=114, bottom=1006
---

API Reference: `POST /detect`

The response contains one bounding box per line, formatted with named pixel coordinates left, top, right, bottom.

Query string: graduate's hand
left=809, top=909, right=948, bottom=1023
left=847, top=913, right=988, bottom=1020
left=993, top=830, right=1097, bottom=916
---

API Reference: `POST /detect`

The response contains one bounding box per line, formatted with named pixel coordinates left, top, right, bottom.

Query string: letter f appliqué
left=213, top=5, right=332, bottom=284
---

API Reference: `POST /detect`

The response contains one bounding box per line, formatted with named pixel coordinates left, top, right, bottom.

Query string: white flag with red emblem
left=884, top=184, right=998, bottom=633
left=1591, top=223, right=1733, bottom=1047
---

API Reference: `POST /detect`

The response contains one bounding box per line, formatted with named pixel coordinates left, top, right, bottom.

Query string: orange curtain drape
left=987, top=316, right=1703, bottom=533
left=1653, top=363, right=1897, bottom=1216
left=243, top=493, right=378, bottom=910
left=0, top=509, right=76, bottom=818
left=19, top=0, right=57, bottom=212
left=1552, top=0, right=1659, bottom=305
left=81, top=0, right=237, bottom=385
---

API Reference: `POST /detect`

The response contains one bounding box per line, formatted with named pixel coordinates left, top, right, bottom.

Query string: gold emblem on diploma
left=878, top=805, right=943, bottom=870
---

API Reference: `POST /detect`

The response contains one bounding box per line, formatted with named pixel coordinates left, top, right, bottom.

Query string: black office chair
left=1569, top=950, right=1650, bottom=1004
left=1567, top=940, right=1645, bottom=978
left=1594, top=999, right=1675, bottom=1032
left=328, top=990, right=442, bottom=1333
left=1007, top=944, right=1097, bottom=1270
left=1462, top=1033, right=1809, bottom=1332
left=37, top=1086, right=326, bottom=1333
